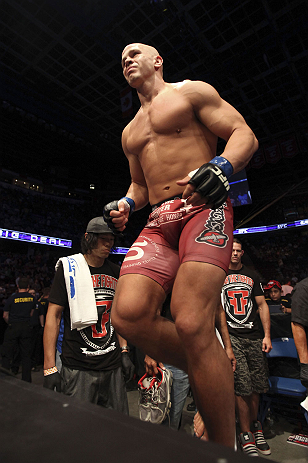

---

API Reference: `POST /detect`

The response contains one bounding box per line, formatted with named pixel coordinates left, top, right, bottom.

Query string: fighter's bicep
left=185, top=81, right=247, bottom=140
left=197, top=97, right=247, bottom=141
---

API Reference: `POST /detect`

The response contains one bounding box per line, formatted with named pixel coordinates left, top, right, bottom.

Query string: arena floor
left=5, top=368, right=308, bottom=463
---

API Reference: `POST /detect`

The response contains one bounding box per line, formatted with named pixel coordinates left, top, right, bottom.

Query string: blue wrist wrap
left=120, top=196, right=135, bottom=216
left=209, top=156, right=233, bottom=179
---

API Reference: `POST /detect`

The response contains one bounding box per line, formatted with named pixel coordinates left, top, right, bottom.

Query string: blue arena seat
left=259, top=337, right=307, bottom=425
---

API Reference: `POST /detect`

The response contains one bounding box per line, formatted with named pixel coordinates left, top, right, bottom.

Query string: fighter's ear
left=154, top=55, right=163, bottom=70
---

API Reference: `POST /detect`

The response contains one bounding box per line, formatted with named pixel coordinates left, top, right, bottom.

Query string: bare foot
left=193, top=411, right=208, bottom=441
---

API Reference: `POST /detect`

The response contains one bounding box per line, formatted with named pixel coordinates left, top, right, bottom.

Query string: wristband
left=119, top=197, right=135, bottom=216
left=121, top=345, right=130, bottom=353
left=209, top=156, right=233, bottom=178
left=44, top=366, right=58, bottom=376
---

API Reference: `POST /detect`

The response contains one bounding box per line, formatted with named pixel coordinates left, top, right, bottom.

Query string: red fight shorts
left=120, top=197, right=234, bottom=293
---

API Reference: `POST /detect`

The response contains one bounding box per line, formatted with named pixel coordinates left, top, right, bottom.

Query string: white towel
left=56, top=253, right=97, bottom=330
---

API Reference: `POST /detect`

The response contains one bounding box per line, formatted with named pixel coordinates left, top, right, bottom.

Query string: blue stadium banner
left=0, top=228, right=72, bottom=248
left=234, top=219, right=308, bottom=235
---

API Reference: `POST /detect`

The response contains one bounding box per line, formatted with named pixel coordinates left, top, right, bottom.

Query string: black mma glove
left=43, top=371, right=62, bottom=392
left=300, top=363, right=308, bottom=389
left=103, top=197, right=135, bottom=233
left=188, top=156, right=233, bottom=210
left=121, top=352, right=135, bottom=383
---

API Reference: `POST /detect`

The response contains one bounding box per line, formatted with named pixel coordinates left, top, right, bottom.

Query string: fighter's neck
left=137, top=79, right=169, bottom=106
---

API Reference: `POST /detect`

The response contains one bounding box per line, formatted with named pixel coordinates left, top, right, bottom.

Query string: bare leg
left=236, top=392, right=260, bottom=433
left=112, top=262, right=235, bottom=447
left=249, top=392, right=260, bottom=423
left=235, top=394, right=251, bottom=433
left=171, top=262, right=235, bottom=448
left=111, top=274, right=187, bottom=371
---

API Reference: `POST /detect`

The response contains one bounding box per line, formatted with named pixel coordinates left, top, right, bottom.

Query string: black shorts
left=61, top=365, right=129, bottom=414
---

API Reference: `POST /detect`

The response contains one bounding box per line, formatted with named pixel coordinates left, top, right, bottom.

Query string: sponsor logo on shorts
left=147, top=199, right=190, bottom=228
left=124, top=240, right=148, bottom=261
left=122, top=236, right=159, bottom=268
left=195, top=204, right=228, bottom=247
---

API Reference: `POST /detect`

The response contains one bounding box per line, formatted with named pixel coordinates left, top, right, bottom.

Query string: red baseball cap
left=264, top=280, right=282, bottom=290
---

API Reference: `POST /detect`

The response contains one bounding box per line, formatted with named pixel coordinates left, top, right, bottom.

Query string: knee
left=175, top=312, right=213, bottom=343
left=110, top=299, right=128, bottom=334
left=172, top=299, right=215, bottom=347
left=111, top=296, right=147, bottom=335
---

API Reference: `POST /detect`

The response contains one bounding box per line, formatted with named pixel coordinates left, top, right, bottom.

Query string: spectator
left=43, top=217, right=134, bottom=413
left=265, top=280, right=292, bottom=314
left=265, top=280, right=292, bottom=339
left=221, top=238, right=272, bottom=457
left=1, top=277, right=36, bottom=382
left=291, top=277, right=308, bottom=389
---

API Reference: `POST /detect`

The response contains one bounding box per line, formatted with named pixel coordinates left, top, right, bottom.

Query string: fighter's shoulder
left=172, top=79, right=218, bottom=95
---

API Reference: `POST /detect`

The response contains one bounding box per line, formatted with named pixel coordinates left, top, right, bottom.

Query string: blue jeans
left=163, top=364, right=190, bottom=430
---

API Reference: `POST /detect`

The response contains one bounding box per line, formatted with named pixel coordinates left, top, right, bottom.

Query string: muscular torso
left=124, top=82, right=218, bottom=205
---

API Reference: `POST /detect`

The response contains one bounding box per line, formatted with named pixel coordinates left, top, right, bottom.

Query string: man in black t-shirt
left=1, top=277, right=35, bottom=382
left=222, top=238, right=272, bottom=457
left=291, top=277, right=308, bottom=389
left=43, top=217, right=134, bottom=413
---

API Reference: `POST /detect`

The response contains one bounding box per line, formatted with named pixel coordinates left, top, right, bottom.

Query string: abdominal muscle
left=140, top=130, right=217, bottom=205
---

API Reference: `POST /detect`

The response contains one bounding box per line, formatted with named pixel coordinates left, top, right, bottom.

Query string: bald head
left=121, top=43, right=163, bottom=82
left=122, top=43, right=160, bottom=58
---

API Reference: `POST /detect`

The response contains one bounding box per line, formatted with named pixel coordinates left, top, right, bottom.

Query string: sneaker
left=187, top=400, right=196, bottom=411
left=138, top=367, right=173, bottom=424
left=239, top=432, right=259, bottom=457
left=251, top=420, right=271, bottom=455
left=150, top=367, right=173, bottom=424
left=138, top=372, right=156, bottom=422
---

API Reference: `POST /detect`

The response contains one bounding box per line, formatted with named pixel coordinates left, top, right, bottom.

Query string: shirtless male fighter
left=103, top=43, right=258, bottom=447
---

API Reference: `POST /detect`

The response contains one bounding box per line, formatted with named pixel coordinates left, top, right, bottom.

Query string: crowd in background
left=0, top=182, right=307, bottom=333
left=1, top=181, right=308, bottom=311
left=0, top=182, right=142, bottom=250
left=0, top=182, right=90, bottom=244
left=244, top=231, right=308, bottom=285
